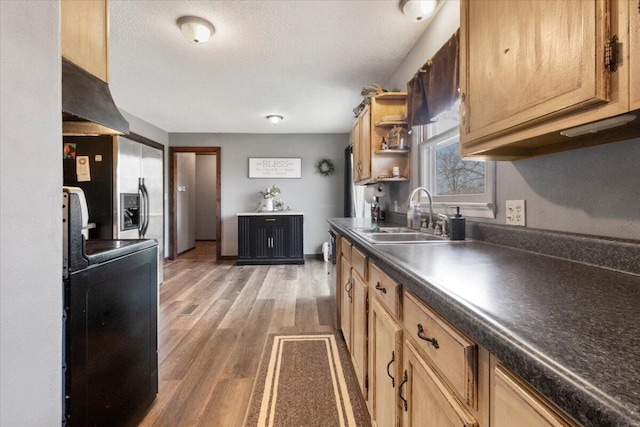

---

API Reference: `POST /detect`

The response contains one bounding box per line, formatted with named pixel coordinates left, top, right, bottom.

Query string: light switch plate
left=506, top=200, right=526, bottom=226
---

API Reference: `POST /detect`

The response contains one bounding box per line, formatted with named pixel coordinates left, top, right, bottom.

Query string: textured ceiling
left=109, top=1, right=433, bottom=134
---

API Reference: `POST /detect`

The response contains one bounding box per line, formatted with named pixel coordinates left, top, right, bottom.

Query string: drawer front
left=341, top=238, right=352, bottom=263
left=369, top=263, right=400, bottom=318
left=351, top=246, right=368, bottom=281
left=493, top=363, right=579, bottom=427
left=404, top=291, right=478, bottom=408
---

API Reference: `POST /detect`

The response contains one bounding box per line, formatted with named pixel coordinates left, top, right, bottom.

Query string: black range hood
left=62, top=58, right=129, bottom=136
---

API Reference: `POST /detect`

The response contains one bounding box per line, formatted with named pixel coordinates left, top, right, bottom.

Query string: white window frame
left=418, top=124, right=496, bottom=218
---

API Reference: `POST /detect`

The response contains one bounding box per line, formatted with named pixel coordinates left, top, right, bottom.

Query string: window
left=418, top=102, right=496, bottom=218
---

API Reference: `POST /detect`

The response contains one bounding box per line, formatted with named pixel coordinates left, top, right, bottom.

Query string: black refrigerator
left=63, top=188, right=158, bottom=426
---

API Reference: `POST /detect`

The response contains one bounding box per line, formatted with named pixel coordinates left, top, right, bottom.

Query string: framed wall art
left=249, top=158, right=302, bottom=178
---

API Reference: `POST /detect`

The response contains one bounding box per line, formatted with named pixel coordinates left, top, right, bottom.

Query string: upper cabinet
left=61, top=0, right=109, bottom=82
left=352, top=93, right=411, bottom=184
left=630, top=1, right=640, bottom=110
left=460, top=0, right=639, bottom=160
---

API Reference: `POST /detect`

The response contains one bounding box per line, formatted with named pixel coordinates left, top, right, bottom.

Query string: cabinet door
left=492, top=361, right=579, bottom=427
left=351, top=273, right=368, bottom=399
left=360, top=107, right=372, bottom=182
left=630, top=1, right=640, bottom=110
left=369, top=298, right=402, bottom=427
left=253, top=223, right=271, bottom=259
left=61, top=0, right=109, bottom=82
left=402, top=341, right=478, bottom=427
left=460, top=0, right=610, bottom=147
left=352, top=119, right=362, bottom=183
left=340, top=258, right=353, bottom=353
left=269, top=223, right=288, bottom=259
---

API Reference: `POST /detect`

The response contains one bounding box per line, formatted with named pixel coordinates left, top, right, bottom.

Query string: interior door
left=176, top=152, right=196, bottom=254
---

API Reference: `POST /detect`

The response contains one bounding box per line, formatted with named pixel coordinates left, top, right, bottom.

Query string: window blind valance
left=407, top=29, right=460, bottom=128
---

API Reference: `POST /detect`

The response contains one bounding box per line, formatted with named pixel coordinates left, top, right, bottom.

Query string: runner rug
left=244, top=333, right=370, bottom=427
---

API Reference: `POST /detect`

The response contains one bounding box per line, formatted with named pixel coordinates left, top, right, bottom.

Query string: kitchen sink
left=353, top=227, right=449, bottom=244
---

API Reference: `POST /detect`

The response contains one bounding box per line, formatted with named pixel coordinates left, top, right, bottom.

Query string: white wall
left=380, top=0, right=640, bottom=240
left=195, top=155, right=217, bottom=240
left=170, top=133, right=346, bottom=256
left=0, top=1, right=62, bottom=425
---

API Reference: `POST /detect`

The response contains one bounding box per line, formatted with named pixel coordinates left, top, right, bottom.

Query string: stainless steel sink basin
left=353, top=227, right=449, bottom=244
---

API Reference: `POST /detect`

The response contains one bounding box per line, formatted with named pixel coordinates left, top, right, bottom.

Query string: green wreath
left=315, top=158, right=335, bottom=176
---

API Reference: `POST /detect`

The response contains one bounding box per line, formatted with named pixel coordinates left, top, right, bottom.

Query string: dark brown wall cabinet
left=237, top=214, right=304, bottom=265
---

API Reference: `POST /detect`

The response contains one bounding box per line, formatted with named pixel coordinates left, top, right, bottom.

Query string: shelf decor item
left=259, top=185, right=280, bottom=211
left=315, top=158, right=335, bottom=177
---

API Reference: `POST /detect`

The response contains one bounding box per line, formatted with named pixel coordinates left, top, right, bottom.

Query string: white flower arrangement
left=260, top=185, right=281, bottom=199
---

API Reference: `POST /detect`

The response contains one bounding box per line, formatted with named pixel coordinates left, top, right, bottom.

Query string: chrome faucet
left=437, top=213, right=449, bottom=236
left=407, top=187, right=434, bottom=230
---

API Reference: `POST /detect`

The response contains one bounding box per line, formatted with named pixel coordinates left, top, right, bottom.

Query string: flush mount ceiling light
left=177, top=16, right=215, bottom=43
left=400, top=0, right=438, bottom=22
left=267, top=115, right=284, bottom=124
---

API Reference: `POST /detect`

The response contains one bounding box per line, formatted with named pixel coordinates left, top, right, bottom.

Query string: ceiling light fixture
left=177, top=16, right=215, bottom=43
left=400, top=0, right=438, bottom=22
left=267, top=115, right=284, bottom=124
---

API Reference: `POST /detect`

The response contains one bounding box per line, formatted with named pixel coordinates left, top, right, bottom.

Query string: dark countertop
left=328, top=218, right=640, bottom=427
left=84, top=239, right=158, bottom=265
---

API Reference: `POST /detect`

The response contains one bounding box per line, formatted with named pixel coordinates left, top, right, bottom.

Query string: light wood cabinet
left=460, top=0, right=637, bottom=160
left=352, top=106, right=371, bottom=183
left=339, top=241, right=369, bottom=398
left=630, top=1, right=640, bottom=110
left=352, top=94, right=410, bottom=184
left=340, top=255, right=353, bottom=353
left=491, top=358, right=580, bottom=427
left=403, top=291, right=478, bottom=408
left=402, top=340, right=478, bottom=427
left=61, top=0, right=110, bottom=82
left=352, top=272, right=369, bottom=399
left=369, top=297, right=402, bottom=427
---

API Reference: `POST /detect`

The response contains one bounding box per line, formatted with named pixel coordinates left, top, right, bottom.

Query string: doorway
left=169, top=147, right=221, bottom=260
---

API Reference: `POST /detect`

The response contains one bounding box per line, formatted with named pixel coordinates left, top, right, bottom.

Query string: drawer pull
left=417, top=323, right=440, bottom=349
left=265, top=218, right=276, bottom=221
left=386, top=351, right=395, bottom=387
left=399, top=370, right=408, bottom=412
left=375, top=282, right=387, bottom=294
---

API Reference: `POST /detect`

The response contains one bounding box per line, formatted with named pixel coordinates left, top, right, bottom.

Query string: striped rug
left=244, top=333, right=370, bottom=427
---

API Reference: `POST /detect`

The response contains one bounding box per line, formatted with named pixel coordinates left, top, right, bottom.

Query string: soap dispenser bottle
left=450, top=207, right=465, bottom=240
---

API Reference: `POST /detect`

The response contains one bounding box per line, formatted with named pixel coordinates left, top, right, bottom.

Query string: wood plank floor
left=139, top=242, right=338, bottom=426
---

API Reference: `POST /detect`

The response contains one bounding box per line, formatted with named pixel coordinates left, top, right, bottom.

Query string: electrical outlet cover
left=506, top=200, right=526, bottom=226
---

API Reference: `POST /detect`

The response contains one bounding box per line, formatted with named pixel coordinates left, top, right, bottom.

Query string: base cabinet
left=369, top=297, right=402, bottom=427
left=402, top=340, right=478, bottom=427
left=237, top=214, right=303, bottom=265
left=352, top=272, right=369, bottom=399
left=340, top=255, right=353, bottom=353
left=491, top=358, right=579, bottom=427
left=333, top=234, right=579, bottom=427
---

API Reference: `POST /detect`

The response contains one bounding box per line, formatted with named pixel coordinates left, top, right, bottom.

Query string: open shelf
left=375, top=120, right=407, bottom=127
left=374, top=92, right=407, bottom=101
left=375, top=149, right=410, bottom=155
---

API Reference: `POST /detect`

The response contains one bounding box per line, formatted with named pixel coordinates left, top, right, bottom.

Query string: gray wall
left=170, top=133, right=346, bottom=256
left=195, top=155, right=217, bottom=240
left=0, top=1, right=62, bottom=425
left=381, top=0, right=640, bottom=241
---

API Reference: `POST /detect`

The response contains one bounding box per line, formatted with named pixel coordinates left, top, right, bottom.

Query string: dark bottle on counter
left=450, top=207, right=466, bottom=241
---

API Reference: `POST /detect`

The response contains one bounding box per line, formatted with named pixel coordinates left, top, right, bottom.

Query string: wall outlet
left=506, top=200, right=526, bottom=226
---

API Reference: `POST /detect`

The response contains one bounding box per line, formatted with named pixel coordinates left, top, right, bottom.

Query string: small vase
left=263, top=198, right=274, bottom=211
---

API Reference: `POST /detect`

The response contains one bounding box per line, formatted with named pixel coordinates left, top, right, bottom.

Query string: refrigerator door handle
left=141, top=180, right=150, bottom=238
left=138, top=178, right=147, bottom=238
